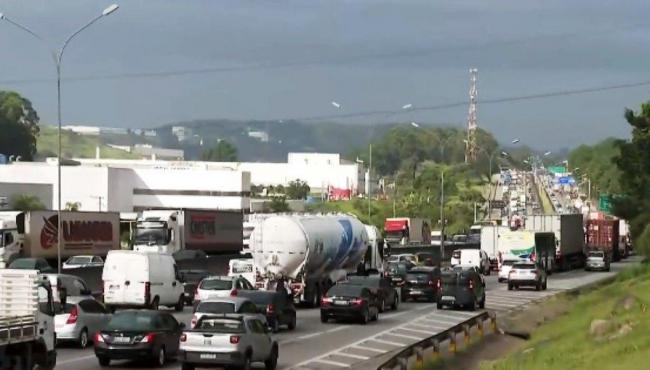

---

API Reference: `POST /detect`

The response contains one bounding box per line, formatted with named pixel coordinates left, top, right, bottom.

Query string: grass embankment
left=479, top=263, right=650, bottom=370
left=37, top=126, right=138, bottom=159
left=534, top=180, right=554, bottom=215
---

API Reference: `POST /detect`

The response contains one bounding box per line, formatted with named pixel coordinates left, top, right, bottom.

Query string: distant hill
left=151, top=120, right=408, bottom=162
left=37, top=126, right=139, bottom=160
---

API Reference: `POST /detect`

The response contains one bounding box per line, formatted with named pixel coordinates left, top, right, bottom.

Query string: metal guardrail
left=377, top=311, right=497, bottom=370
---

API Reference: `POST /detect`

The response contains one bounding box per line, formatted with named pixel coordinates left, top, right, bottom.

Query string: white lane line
left=57, top=355, right=97, bottom=365
left=369, top=338, right=409, bottom=346
left=432, top=311, right=474, bottom=321
left=419, top=317, right=459, bottom=325
left=332, top=352, right=370, bottom=360
left=298, top=332, right=325, bottom=340
left=350, top=344, right=388, bottom=353
left=399, top=327, right=436, bottom=335
left=384, top=332, right=424, bottom=340
left=325, top=326, right=348, bottom=333
left=310, top=358, right=351, bottom=367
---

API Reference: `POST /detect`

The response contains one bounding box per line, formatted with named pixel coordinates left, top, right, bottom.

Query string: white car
left=451, top=249, right=490, bottom=275
left=195, top=276, right=255, bottom=303
left=498, top=259, right=524, bottom=282
left=190, top=296, right=264, bottom=328
left=62, top=255, right=104, bottom=270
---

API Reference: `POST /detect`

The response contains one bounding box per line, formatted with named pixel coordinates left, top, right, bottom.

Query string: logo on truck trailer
left=40, top=215, right=114, bottom=249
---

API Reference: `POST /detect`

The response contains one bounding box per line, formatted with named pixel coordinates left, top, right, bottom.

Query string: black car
left=94, top=310, right=184, bottom=367
left=179, top=269, right=211, bottom=305
left=402, top=266, right=441, bottom=302
left=321, top=284, right=379, bottom=324
left=437, top=266, right=486, bottom=311
left=385, top=262, right=410, bottom=286
left=238, top=290, right=296, bottom=332
left=344, top=275, right=399, bottom=312
left=9, top=257, right=55, bottom=273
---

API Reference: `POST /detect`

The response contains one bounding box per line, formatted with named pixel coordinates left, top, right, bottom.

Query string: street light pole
left=1, top=5, right=120, bottom=273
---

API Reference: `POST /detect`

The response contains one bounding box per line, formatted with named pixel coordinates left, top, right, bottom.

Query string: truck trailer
left=250, top=214, right=375, bottom=306
left=524, top=214, right=585, bottom=271
left=495, top=230, right=556, bottom=273
left=586, top=219, right=620, bottom=262
left=384, top=217, right=431, bottom=245
left=134, top=209, right=243, bottom=254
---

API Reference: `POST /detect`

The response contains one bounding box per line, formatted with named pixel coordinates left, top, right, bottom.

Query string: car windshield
left=9, top=259, right=36, bottom=269
left=588, top=252, right=604, bottom=258
left=200, top=279, right=233, bottom=290
left=239, top=292, right=276, bottom=305
left=387, top=263, right=407, bottom=275
left=196, top=302, right=236, bottom=314
left=407, top=271, right=430, bottom=280
left=134, top=227, right=168, bottom=245
left=66, top=256, right=92, bottom=265
left=501, top=260, right=518, bottom=266
left=346, top=276, right=379, bottom=288
left=327, top=284, right=364, bottom=297
left=105, top=312, right=157, bottom=331
left=513, top=263, right=536, bottom=270
left=196, top=318, right=245, bottom=333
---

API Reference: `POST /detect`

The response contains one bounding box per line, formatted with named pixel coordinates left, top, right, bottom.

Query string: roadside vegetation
left=478, top=263, right=650, bottom=370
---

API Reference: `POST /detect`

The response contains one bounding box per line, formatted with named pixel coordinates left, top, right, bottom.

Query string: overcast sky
left=1, top=0, right=649, bottom=149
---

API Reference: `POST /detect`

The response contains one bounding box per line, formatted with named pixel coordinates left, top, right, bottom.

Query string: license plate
left=410, top=290, right=422, bottom=295
left=441, top=295, right=455, bottom=301
left=113, top=337, right=131, bottom=343
left=334, top=300, right=348, bottom=305
left=200, top=353, right=217, bottom=360
left=204, top=339, right=212, bottom=345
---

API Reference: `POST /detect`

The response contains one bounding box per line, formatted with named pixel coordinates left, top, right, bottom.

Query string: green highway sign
left=548, top=166, right=567, bottom=174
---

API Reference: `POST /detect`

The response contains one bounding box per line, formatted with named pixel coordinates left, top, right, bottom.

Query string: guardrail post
left=489, top=312, right=498, bottom=334
left=430, top=339, right=440, bottom=361
left=398, top=356, right=408, bottom=370
left=463, top=324, right=471, bottom=346
left=449, top=332, right=457, bottom=354
left=415, top=346, right=424, bottom=367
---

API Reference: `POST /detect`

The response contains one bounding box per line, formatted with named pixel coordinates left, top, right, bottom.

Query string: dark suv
left=402, top=266, right=441, bottom=302
left=238, top=290, right=296, bottom=332
left=437, top=265, right=486, bottom=311
left=344, top=274, right=399, bottom=312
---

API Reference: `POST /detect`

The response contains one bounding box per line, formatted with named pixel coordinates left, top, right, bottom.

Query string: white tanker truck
left=250, top=214, right=381, bottom=306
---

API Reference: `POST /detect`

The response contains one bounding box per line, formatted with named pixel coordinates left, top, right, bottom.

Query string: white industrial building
left=0, top=162, right=250, bottom=212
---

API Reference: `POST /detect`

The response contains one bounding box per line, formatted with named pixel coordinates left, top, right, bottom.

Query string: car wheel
left=174, top=295, right=185, bottom=311
left=154, top=347, right=165, bottom=367
left=543, top=280, right=548, bottom=290
left=479, top=294, right=486, bottom=309
left=508, top=283, right=513, bottom=291
left=150, top=296, right=160, bottom=310
left=182, top=363, right=195, bottom=370
left=241, top=353, right=252, bottom=370
left=320, top=313, right=328, bottom=323
left=468, top=299, right=476, bottom=311
left=536, top=282, right=541, bottom=291
left=436, top=301, right=443, bottom=310
left=265, top=346, right=278, bottom=370
left=391, top=294, right=399, bottom=310
left=97, top=357, right=110, bottom=367
left=288, top=314, right=296, bottom=330
left=78, top=328, right=89, bottom=349
left=360, top=309, right=369, bottom=325
left=379, top=299, right=386, bottom=313
left=271, top=319, right=280, bottom=333
left=372, top=309, right=379, bottom=321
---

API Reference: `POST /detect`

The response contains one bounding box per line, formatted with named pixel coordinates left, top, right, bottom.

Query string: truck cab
left=134, top=210, right=182, bottom=254
left=0, top=212, right=21, bottom=268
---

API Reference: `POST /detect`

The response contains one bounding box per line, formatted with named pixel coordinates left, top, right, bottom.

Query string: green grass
left=479, top=263, right=650, bottom=370
left=37, top=126, right=138, bottom=159
left=535, top=182, right=554, bottom=215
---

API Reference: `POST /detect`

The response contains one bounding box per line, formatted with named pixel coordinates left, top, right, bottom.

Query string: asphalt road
left=55, top=256, right=641, bottom=370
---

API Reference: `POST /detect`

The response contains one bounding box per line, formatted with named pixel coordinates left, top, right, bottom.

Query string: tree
left=0, top=91, right=40, bottom=161
left=10, top=194, right=45, bottom=211
left=268, top=196, right=290, bottom=213
left=286, top=179, right=310, bottom=200
left=200, top=140, right=238, bottom=162
left=65, top=202, right=81, bottom=211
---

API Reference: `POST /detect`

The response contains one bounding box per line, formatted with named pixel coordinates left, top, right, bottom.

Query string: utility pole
left=440, top=169, right=445, bottom=262
left=465, top=68, right=478, bottom=163
left=367, top=144, right=372, bottom=223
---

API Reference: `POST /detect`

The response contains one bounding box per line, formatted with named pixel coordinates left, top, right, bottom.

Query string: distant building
left=172, top=126, right=193, bottom=142
left=143, top=130, right=157, bottom=137
left=248, top=130, right=269, bottom=142
left=132, top=144, right=184, bottom=160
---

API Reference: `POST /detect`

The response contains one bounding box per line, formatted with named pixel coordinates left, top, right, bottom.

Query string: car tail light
left=144, top=282, right=151, bottom=304
left=266, top=304, right=275, bottom=314
left=321, top=297, right=332, bottom=306
left=428, top=280, right=435, bottom=287
left=351, top=298, right=364, bottom=306
left=139, top=333, right=156, bottom=343
left=194, top=286, right=199, bottom=299
left=468, top=279, right=474, bottom=290
left=230, top=289, right=238, bottom=297
left=180, top=334, right=187, bottom=342
left=94, top=333, right=105, bottom=343
left=230, top=335, right=240, bottom=344
left=191, top=314, right=198, bottom=328
left=436, top=279, right=441, bottom=290
left=66, top=306, right=79, bottom=324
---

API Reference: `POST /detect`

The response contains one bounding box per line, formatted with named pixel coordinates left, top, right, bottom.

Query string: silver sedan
left=54, top=297, right=112, bottom=348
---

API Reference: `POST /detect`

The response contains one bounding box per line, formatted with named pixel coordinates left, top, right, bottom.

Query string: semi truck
left=0, top=211, right=21, bottom=268
left=250, top=214, right=376, bottom=306
left=134, top=209, right=243, bottom=254
left=7, top=211, right=120, bottom=263
left=586, top=219, right=620, bottom=262
left=0, top=269, right=57, bottom=369
left=384, top=217, right=431, bottom=245
left=524, top=214, right=585, bottom=271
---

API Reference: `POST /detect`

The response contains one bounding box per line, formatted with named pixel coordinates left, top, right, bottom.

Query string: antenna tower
left=465, top=68, right=478, bottom=163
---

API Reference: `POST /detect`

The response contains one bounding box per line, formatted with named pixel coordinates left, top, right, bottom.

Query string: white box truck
left=0, top=269, right=57, bottom=369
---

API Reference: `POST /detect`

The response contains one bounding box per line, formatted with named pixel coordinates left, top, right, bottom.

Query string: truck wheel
left=391, top=294, right=399, bottom=310
left=508, top=283, right=513, bottom=291
left=379, top=299, right=386, bottom=313
left=182, top=363, right=195, bottom=370
left=174, top=295, right=185, bottom=312
left=288, top=314, right=297, bottom=330
left=36, top=349, right=56, bottom=370
left=535, top=282, right=541, bottom=291
left=78, top=328, right=89, bottom=349
left=436, top=301, right=443, bottom=310
left=320, top=313, right=328, bottom=323
left=150, top=297, right=160, bottom=310
left=98, top=357, right=110, bottom=367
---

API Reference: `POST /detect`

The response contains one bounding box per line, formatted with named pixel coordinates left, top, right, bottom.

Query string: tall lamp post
left=1, top=5, right=120, bottom=273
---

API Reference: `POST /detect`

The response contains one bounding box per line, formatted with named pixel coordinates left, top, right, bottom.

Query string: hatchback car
left=94, top=310, right=184, bottom=367
left=238, top=290, right=297, bottom=332
left=194, top=276, right=255, bottom=303
left=191, top=297, right=262, bottom=328
left=9, top=257, right=55, bottom=273
left=321, top=284, right=379, bottom=324
left=43, top=273, right=94, bottom=305
left=62, top=255, right=104, bottom=270
left=55, top=297, right=112, bottom=348
left=585, top=251, right=610, bottom=272
left=508, top=262, right=547, bottom=291
left=402, top=266, right=441, bottom=302
left=498, top=259, right=524, bottom=282
left=437, top=265, right=486, bottom=311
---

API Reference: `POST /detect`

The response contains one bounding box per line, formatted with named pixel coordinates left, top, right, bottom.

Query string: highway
left=55, top=256, right=641, bottom=370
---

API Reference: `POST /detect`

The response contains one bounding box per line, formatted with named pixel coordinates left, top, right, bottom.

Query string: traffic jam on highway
left=0, top=176, right=635, bottom=370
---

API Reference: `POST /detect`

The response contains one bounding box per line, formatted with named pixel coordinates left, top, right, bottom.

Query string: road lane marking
left=369, top=338, right=409, bottom=346
left=325, top=326, right=348, bottom=333
left=332, top=352, right=370, bottom=360
left=384, top=332, right=423, bottom=340
left=350, top=344, right=388, bottom=353
left=311, top=358, right=351, bottom=367
left=419, top=317, right=459, bottom=325
left=298, top=332, right=325, bottom=340
left=399, top=326, right=438, bottom=335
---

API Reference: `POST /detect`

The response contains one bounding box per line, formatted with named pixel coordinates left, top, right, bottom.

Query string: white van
left=102, top=250, right=185, bottom=311
left=451, top=249, right=490, bottom=275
